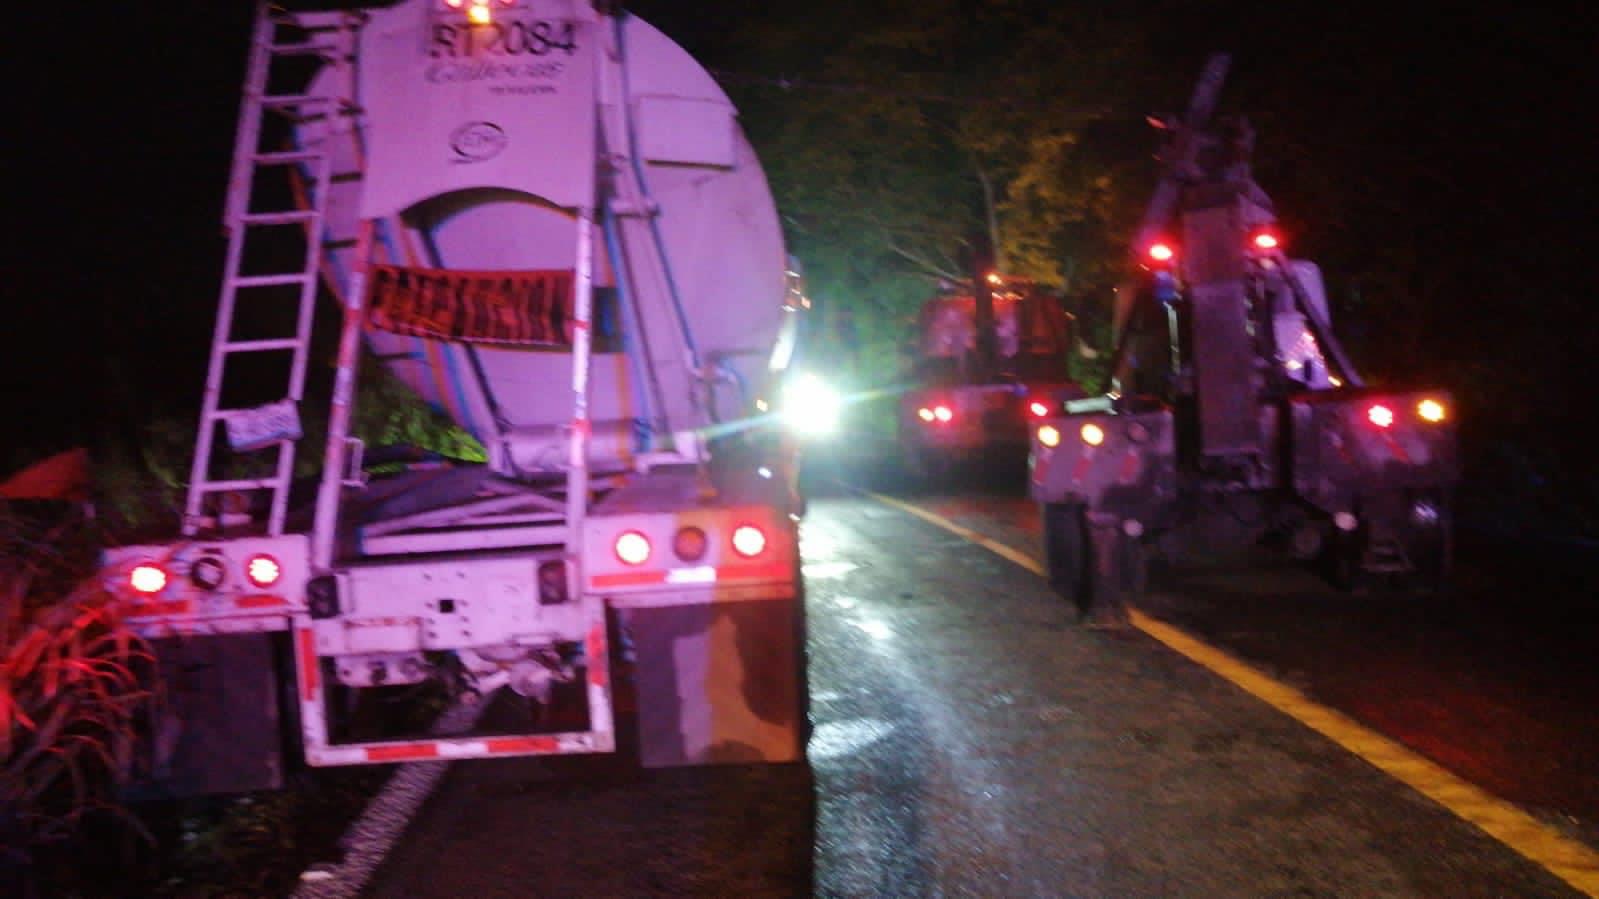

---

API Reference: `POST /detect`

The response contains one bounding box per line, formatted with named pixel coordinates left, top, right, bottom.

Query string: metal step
left=241, top=210, right=319, bottom=225
left=222, top=338, right=302, bottom=353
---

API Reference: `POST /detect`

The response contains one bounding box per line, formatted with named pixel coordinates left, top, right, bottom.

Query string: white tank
left=295, top=0, right=790, bottom=476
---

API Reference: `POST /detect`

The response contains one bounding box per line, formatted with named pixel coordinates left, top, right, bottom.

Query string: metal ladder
left=183, top=6, right=359, bottom=537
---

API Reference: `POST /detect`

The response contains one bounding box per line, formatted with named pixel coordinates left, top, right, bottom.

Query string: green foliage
left=719, top=0, right=1157, bottom=394
left=349, top=354, right=487, bottom=466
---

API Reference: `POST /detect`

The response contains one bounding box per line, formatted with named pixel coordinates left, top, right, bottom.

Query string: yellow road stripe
left=866, top=490, right=1599, bottom=897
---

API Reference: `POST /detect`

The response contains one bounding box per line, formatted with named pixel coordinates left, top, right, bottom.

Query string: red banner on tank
left=366, top=265, right=574, bottom=346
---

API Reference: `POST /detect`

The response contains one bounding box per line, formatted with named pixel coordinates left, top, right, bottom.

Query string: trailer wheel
left=1404, top=491, right=1454, bottom=594
left=1043, top=502, right=1088, bottom=600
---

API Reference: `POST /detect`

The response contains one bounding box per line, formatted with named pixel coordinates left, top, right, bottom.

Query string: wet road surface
left=362, top=485, right=1593, bottom=897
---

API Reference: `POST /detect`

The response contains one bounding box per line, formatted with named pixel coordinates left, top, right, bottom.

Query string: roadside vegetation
left=1, top=367, right=481, bottom=897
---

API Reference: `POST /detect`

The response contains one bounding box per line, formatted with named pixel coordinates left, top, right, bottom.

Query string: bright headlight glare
left=782, top=374, right=841, bottom=436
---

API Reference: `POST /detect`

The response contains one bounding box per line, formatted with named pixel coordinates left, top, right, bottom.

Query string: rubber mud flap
left=121, top=633, right=286, bottom=798
left=620, top=597, right=807, bottom=768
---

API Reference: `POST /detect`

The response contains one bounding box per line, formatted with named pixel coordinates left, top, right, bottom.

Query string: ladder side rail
left=222, top=3, right=276, bottom=233
left=312, top=222, right=374, bottom=571
left=184, top=3, right=279, bottom=535
left=567, top=206, right=596, bottom=595
left=266, top=149, right=337, bottom=535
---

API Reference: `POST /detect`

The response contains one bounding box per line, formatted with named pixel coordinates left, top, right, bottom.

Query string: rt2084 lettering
left=431, top=21, right=578, bottom=58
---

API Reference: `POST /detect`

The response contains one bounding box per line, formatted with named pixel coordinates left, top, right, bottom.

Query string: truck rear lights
left=1080, top=423, right=1106, bottom=446
left=1250, top=229, right=1280, bottom=250
left=1028, top=401, right=1050, bottom=418
left=917, top=407, right=936, bottom=422
left=673, top=526, right=709, bottom=562
left=614, top=531, right=651, bottom=566
left=1366, top=404, right=1395, bottom=429
left=1417, top=398, right=1447, bottom=423
left=1147, top=242, right=1175, bottom=263
left=933, top=405, right=953, bottom=423
left=245, top=554, right=282, bottom=588
left=731, top=525, right=768, bottom=559
left=537, top=561, right=569, bottom=605
left=1037, top=425, right=1062, bottom=448
left=189, top=556, right=227, bottom=591
left=129, top=564, right=168, bottom=595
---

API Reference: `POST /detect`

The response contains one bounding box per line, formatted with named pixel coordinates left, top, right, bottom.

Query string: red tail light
left=731, top=524, right=768, bottom=558
left=1028, top=401, right=1049, bottom=418
left=245, top=554, right=282, bottom=588
left=130, top=564, right=168, bottom=595
left=1251, top=229, right=1280, bottom=251
left=1367, top=404, right=1395, bottom=428
left=933, top=405, right=953, bottom=423
left=615, top=531, right=652, bottom=566
left=1147, top=242, right=1175, bottom=263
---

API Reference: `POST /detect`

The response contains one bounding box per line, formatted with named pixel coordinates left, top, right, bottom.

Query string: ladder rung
left=223, top=338, right=303, bottom=353
left=196, top=478, right=286, bottom=493
left=234, top=273, right=313, bottom=288
left=253, top=150, right=324, bottom=165
left=260, top=93, right=336, bottom=109
left=268, top=41, right=341, bottom=57
left=242, top=210, right=319, bottom=225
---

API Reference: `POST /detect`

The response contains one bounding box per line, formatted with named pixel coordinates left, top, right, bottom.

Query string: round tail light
left=129, top=564, right=168, bottom=595
left=615, top=531, right=652, bottom=566
left=731, top=525, right=768, bottom=559
left=245, top=554, right=282, bottom=588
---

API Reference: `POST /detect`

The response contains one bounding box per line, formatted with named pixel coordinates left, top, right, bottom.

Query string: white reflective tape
left=666, top=565, right=717, bottom=584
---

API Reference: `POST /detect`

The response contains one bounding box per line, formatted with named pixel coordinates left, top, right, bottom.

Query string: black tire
left=1044, top=504, right=1138, bottom=627
left=1043, top=502, right=1088, bottom=599
left=1404, top=491, right=1454, bottom=594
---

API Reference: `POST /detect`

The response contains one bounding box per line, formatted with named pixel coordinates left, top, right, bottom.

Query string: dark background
left=4, top=1, right=1594, bottom=535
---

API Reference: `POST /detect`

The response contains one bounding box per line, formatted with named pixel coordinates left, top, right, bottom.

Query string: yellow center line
left=866, top=490, right=1599, bottom=898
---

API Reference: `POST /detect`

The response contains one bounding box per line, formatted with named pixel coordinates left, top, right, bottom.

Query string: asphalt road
left=361, top=479, right=1594, bottom=897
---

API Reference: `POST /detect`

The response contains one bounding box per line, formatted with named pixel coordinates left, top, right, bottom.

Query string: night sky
left=5, top=2, right=1595, bottom=513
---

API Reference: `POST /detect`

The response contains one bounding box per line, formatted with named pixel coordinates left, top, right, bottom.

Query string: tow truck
left=899, top=268, right=1080, bottom=482
left=1030, top=55, right=1459, bottom=625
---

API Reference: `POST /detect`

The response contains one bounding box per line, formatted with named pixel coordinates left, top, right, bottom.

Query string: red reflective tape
left=1117, top=451, right=1140, bottom=484
left=586, top=623, right=609, bottom=688
left=296, top=628, right=320, bottom=701
left=1379, top=431, right=1411, bottom=464
left=365, top=743, right=440, bottom=762
left=590, top=569, right=669, bottom=588
left=236, top=594, right=287, bottom=609
left=571, top=418, right=592, bottom=437
left=126, top=599, right=193, bottom=617
left=1070, top=454, right=1093, bottom=484
left=486, top=736, right=559, bottom=754
left=717, top=561, right=791, bottom=582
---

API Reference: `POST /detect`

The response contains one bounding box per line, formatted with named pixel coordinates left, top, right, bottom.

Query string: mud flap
left=122, top=633, right=286, bottom=799
left=617, top=596, right=807, bottom=768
